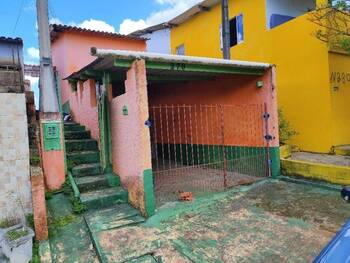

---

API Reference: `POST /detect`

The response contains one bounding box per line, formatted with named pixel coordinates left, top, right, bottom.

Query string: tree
left=310, top=0, right=350, bottom=54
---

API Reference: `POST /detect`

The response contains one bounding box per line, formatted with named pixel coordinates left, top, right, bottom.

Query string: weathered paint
left=143, top=169, right=155, bottom=217
left=281, top=158, right=350, bottom=185
left=40, top=112, right=65, bottom=190
left=170, top=0, right=349, bottom=153
left=279, top=145, right=292, bottom=159
left=98, top=72, right=113, bottom=173
left=110, top=59, right=154, bottom=216
left=51, top=30, right=146, bottom=141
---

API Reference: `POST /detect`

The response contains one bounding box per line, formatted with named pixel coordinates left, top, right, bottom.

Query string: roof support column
left=99, top=72, right=113, bottom=173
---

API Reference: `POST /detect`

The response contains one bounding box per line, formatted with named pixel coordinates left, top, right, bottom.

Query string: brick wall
left=0, top=93, right=32, bottom=221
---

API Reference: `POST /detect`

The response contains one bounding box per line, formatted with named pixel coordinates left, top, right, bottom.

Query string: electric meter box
left=43, top=122, right=62, bottom=151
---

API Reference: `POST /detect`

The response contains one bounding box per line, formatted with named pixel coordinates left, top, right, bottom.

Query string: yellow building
left=169, top=0, right=350, bottom=153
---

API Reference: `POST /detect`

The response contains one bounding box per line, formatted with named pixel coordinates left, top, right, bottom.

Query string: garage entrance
left=150, top=103, right=270, bottom=205
left=67, top=49, right=280, bottom=215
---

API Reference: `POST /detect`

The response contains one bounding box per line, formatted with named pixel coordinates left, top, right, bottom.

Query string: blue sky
left=1, top=0, right=201, bottom=65
left=0, top=0, right=201, bottom=105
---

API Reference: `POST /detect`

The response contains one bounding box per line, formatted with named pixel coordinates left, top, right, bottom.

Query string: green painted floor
left=47, top=180, right=350, bottom=263
left=46, top=194, right=99, bottom=263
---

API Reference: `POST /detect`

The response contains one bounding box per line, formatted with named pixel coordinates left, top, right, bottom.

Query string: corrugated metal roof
left=50, top=24, right=146, bottom=43
left=91, top=48, right=271, bottom=69
left=0, top=37, right=23, bottom=45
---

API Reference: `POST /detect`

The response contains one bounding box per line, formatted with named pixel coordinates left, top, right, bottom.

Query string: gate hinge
left=265, top=134, right=273, bottom=141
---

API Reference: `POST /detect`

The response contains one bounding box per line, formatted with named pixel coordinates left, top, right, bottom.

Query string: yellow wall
left=171, top=0, right=338, bottom=153
left=329, top=51, right=350, bottom=146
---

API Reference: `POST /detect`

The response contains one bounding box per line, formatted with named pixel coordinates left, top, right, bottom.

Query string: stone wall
left=0, top=93, right=32, bottom=221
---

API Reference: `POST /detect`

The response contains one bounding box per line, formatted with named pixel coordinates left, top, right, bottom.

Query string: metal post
left=221, top=0, right=231, bottom=60
left=219, top=105, right=228, bottom=188
left=36, top=0, right=59, bottom=113
left=263, top=103, right=272, bottom=177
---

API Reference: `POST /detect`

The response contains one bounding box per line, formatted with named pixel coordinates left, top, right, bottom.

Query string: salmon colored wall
left=52, top=31, right=146, bottom=140
left=149, top=69, right=279, bottom=147
left=69, top=79, right=100, bottom=140
left=110, top=60, right=154, bottom=216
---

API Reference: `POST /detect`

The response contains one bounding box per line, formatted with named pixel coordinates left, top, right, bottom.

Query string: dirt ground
left=93, top=180, right=350, bottom=262
left=153, top=158, right=266, bottom=206
left=290, top=151, right=350, bottom=166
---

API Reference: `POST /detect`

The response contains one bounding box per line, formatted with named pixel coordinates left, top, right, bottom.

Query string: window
left=266, top=0, right=316, bottom=29
left=220, top=14, right=244, bottom=49
left=176, top=44, right=185, bottom=55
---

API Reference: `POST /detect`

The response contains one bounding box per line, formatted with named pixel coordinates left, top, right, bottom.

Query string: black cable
left=12, top=0, right=25, bottom=35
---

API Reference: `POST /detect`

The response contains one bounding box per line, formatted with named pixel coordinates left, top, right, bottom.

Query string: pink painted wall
left=148, top=68, right=279, bottom=147
left=110, top=60, right=152, bottom=215
left=52, top=31, right=146, bottom=140
left=68, top=79, right=100, bottom=139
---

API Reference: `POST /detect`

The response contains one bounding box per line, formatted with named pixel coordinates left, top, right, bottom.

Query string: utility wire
left=48, top=0, right=57, bottom=23
left=12, top=0, right=25, bottom=35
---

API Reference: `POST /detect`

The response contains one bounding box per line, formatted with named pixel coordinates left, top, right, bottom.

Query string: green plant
left=278, top=109, right=298, bottom=145
left=311, top=1, right=350, bottom=54
left=62, top=179, right=72, bottom=195
left=70, top=195, right=86, bottom=214
left=45, top=191, right=54, bottom=200
left=0, top=219, right=17, bottom=229
left=6, top=229, right=29, bottom=241
left=30, top=241, right=40, bottom=263
left=26, top=214, right=34, bottom=228
left=48, top=214, right=77, bottom=237
left=30, top=156, right=41, bottom=166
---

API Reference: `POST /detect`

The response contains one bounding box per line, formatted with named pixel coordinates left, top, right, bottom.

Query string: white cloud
left=119, top=19, right=148, bottom=36
left=78, top=19, right=115, bottom=33
left=49, top=17, right=64, bottom=25
left=27, top=47, right=40, bottom=61
left=119, top=0, right=202, bottom=35
left=49, top=17, right=115, bottom=33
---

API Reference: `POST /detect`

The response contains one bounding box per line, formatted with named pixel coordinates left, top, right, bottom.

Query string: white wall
left=266, top=0, right=316, bottom=28
left=142, top=28, right=171, bottom=54
left=0, top=93, right=32, bottom=222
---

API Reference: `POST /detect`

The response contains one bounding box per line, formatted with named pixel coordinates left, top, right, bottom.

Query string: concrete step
left=67, top=151, right=100, bottom=167
left=334, top=145, right=350, bottom=156
left=75, top=173, right=120, bottom=193
left=64, top=123, right=85, bottom=132
left=80, top=187, right=128, bottom=210
left=65, top=130, right=91, bottom=140
left=75, top=175, right=110, bottom=192
left=84, top=203, right=145, bottom=233
left=65, top=139, right=98, bottom=152
left=72, top=163, right=101, bottom=177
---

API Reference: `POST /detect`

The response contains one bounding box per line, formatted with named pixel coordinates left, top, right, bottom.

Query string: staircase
left=64, top=121, right=128, bottom=210
left=63, top=122, right=150, bottom=262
